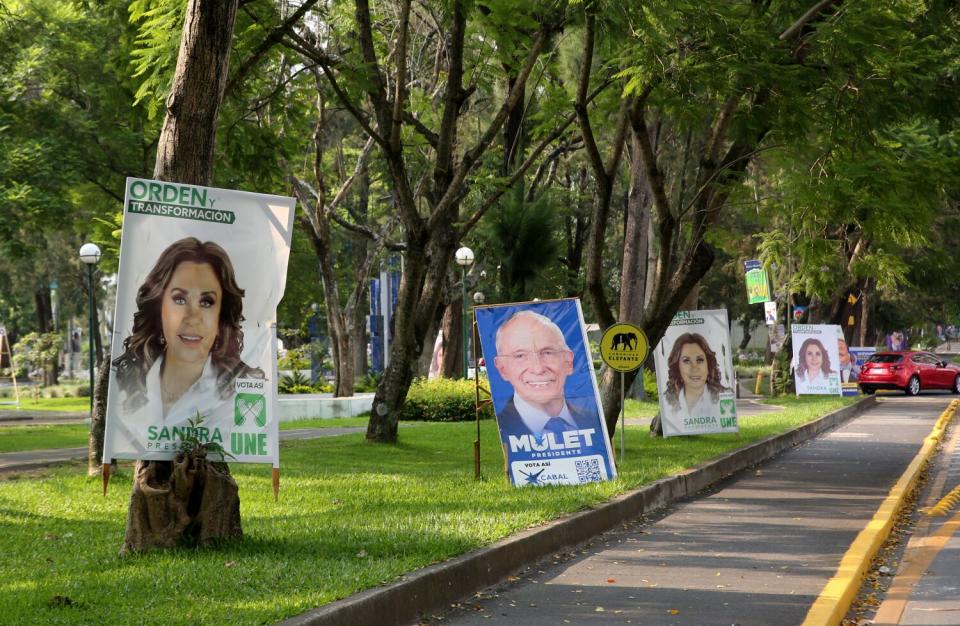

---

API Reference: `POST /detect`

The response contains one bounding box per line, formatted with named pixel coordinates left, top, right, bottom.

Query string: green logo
left=235, top=393, right=266, bottom=427
left=719, top=398, right=736, bottom=415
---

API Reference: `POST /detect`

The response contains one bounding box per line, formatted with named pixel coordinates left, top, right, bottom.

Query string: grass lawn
left=0, top=417, right=373, bottom=455
left=0, top=424, right=91, bottom=453
left=0, top=397, right=89, bottom=412
left=0, top=395, right=855, bottom=625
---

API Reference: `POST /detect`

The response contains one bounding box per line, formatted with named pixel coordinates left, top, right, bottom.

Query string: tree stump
left=119, top=449, right=242, bottom=556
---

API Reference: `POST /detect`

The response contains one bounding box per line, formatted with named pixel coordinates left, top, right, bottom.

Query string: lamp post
left=455, top=246, right=474, bottom=378
left=79, top=243, right=102, bottom=415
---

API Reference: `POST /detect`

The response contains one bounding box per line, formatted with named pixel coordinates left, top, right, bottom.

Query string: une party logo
left=235, top=393, right=266, bottom=428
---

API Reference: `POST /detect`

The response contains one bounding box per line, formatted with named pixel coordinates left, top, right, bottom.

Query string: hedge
left=398, top=377, right=495, bottom=422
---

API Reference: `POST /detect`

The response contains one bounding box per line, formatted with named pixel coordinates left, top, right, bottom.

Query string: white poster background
left=103, top=178, right=295, bottom=465
left=791, top=324, right=842, bottom=395
left=653, top=309, right=738, bottom=437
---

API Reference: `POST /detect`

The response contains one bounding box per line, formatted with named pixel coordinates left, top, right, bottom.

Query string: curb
left=801, top=398, right=959, bottom=626
left=279, top=396, right=878, bottom=626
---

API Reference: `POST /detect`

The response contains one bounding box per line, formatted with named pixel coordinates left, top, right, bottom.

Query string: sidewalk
left=428, top=396, right=950, bottom=625
left=869, top=401, right=960, bottom=625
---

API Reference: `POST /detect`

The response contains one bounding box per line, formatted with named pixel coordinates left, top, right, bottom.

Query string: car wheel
left=953, top=376, right=960, bottom=395
left=860, top=386, right=875, bottom=395
left=906, top=376, right=921, bottom=396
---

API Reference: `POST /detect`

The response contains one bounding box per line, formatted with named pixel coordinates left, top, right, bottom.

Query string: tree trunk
left=366, top=233, right=457, bottom=442
left=597, top=125, right=654, bottom=436
left=93, top=305, right=104, bottom=367
left=121, top=0, right=240, bottom=556
left=152, top=0, right=238, bottom=185
left=439, top=296, right=464, bottom=379
left=87, top=353, right=110, bottom=475
left=353, top=299, right=368, bottom=379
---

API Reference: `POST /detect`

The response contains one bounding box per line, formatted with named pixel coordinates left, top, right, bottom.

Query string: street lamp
left=79, top=243, right=101, bottom=415
left=455, top=246, right=474, bottom=378
left=473, top=291, right=485, bottom=305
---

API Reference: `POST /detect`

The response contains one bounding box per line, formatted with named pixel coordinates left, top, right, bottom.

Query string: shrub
left=277, top=345, right=311, bottom=371
left=284, top=384, right=316, bottom=394
left=279, top=371, right=311, bottom=394
left=354, top=372, right=381, bottom=393
left=398, top=377, right=495, bottom=422
left=312, top=379, right=333, bottom=393
left=642, top=368, right=659, bottom=401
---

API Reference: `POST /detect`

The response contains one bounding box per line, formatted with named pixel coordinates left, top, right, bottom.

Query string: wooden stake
left=272, top=467, right=280, bottom=501
left=102, top=462, right=111, bottom=496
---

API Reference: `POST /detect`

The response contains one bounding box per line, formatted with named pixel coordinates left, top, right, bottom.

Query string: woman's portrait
left=112, top=237, right=264, bottom=421
left=662, top=332, right=731, bottom=420
left=795, top=337, right=834, bottom=392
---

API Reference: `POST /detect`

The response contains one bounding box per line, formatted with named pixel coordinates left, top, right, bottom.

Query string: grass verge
left=0, top=397, right=89, bottom=412
left=0, top=396, right=854, bottom=624
left=0, top=424, right=90, bottom=453
left=0, top=417, right=372, bottom=454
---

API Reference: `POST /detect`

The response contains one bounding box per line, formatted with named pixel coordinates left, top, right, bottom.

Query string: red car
left=858, top=351, right=960, bottom=396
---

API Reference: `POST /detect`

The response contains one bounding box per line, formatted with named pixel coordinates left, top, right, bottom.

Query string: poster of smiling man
left=653, top=309, right=738, bottom=437
left=102, top=178, right=295, bottom=467
left=475, top=299, right=616, bottom=487
left=791, top=324, right=842, bottom=395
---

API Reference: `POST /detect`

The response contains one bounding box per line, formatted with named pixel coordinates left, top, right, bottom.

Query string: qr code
left=575, top=458, right=603, bottom=483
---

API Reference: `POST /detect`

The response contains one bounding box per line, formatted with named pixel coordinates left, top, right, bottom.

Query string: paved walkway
left=433, top=396, right=952, bottom=625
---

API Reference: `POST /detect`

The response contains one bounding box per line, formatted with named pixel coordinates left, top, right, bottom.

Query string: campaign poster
left=652, top=309, right=738, bottom=437
left=744, top=260, right=771, bottom=304
left=848, top=347, right=876, bottom=382
left=764, top=301, right=777, bottom=326
left=791, top=324, right=842, bottom=395
left=474, top=298, right=616, bottom=487
left=103, top=178, right=295, bottom=466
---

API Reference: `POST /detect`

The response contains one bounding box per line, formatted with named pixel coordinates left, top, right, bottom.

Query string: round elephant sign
left=600, top=323, right=648, bottom=372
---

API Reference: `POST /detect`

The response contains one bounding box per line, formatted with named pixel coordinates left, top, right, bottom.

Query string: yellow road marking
left=801, top=400, right=959, bottom=626
left=871, top=510, right=960, bottom=625
left=926, top=483, right=960, bottom=516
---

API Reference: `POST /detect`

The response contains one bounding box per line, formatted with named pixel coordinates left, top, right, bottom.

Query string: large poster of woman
left=653, top=309, right=738, bottom=437
left=474, top=298, right=616, bottom=487
left=102, top=178, right=295, bottom=466
left=791, top=324, right=842, bottom=395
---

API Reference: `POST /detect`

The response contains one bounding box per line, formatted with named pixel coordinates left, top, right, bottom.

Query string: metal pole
left=462, top=268, right=468, bottom=379
left=620, top=371, right=625, bottom=461
left=87, top=264, right=96, bottom=415
left=473, top=315, right=481, bottom=480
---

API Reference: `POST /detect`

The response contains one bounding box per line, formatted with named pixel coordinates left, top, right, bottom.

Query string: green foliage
left=397, top=377, right=495, bottom=422
left=641, top=368, right=659, bottom=402
left=177, top=411, right=234, bottom=463
left=128, top=0, right=185, bottom=119
left=14, top=332, right=59, bottom=382
left=478, top=183, right=560, bottom=302
left=278, top=370, right=311, bottom=394
left=354, top=372, right=381, bottom=393
left=278, top=346, right=311, bottom=372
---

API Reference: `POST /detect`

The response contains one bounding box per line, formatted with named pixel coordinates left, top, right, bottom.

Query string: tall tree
left=121, top=0, right=241, bottom=556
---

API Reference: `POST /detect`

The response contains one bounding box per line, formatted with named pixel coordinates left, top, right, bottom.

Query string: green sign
left=744, top=260, right=771, bottom=304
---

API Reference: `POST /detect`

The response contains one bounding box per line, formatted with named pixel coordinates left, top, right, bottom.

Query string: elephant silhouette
left=612, top=332, right=638, bottom=351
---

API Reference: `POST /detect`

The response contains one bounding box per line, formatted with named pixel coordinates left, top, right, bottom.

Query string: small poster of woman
left=653, top=309, right=738, bottom=437
left=791, top=324, right=842, bottom=395
left=103, top=178, right=295, bottom=466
